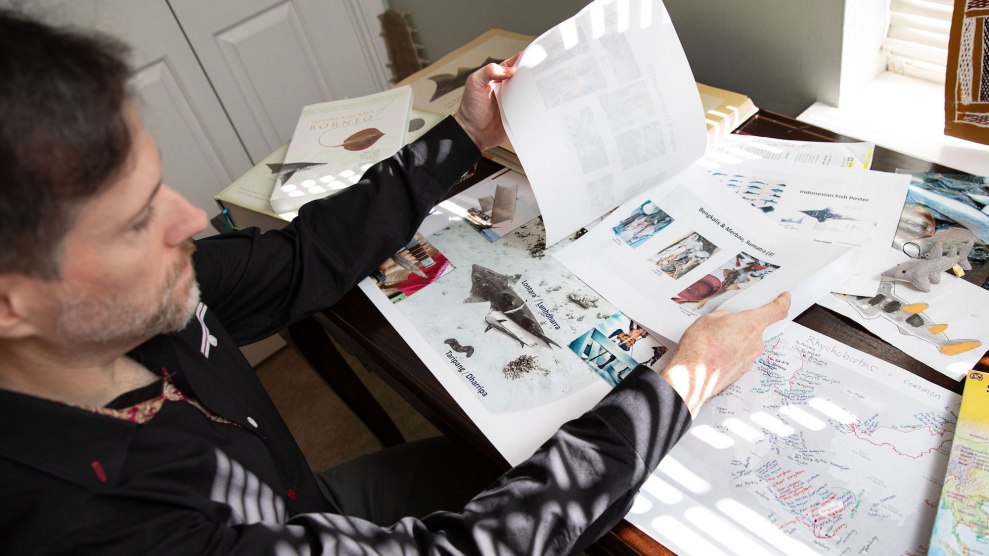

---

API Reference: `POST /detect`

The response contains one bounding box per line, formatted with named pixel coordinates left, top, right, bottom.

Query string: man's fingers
left=501, top=51, right=522, bottom=67
left=475, top=61, right=516, bottom=87
left=744, top=291, right=791, bottom=329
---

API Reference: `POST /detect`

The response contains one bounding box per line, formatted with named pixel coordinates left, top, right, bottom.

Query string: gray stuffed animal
left=881, top=239, right=975, bottom=292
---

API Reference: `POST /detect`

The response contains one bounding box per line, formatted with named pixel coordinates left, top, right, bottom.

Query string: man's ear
left=0, top=276, right=42, bottom=338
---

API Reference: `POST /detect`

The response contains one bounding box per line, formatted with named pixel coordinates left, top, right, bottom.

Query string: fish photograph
left=649, top=231, right=721, bottom=279
left=672, top=252, right=781, bottom=315
left=370, top=233, right=453, bottom=303
left=611, top=199, right=674, bottom=248
left=895, top=172, right=989, bottom=290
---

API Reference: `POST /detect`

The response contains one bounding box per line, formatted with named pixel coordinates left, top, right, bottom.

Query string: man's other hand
left=453, top=53, right=519, bottom=152
left=660, top=292, right=791, bottom=417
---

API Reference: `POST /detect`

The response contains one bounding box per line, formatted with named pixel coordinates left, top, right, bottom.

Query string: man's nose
left=163, top=186, right=208, bottom=246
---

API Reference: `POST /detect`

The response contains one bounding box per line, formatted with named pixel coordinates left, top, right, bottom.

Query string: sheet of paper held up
left=495, top=0, right=707, bottom=246
left=706, top=160, right=910, bottom=296
left=628, top=323, right=960, bottom=555
left=555, top=166, right=855, bottom=342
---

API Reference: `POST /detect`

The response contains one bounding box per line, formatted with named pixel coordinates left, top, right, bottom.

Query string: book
left=396, top=28, right=533, bottom=115
left=397, top=28, right=533, bottom=175
left=697, top=81, right=758, bottom=141
left=214, top=107, right=453, bottom=232
left=268, top=86, right=413, bottom=214
left=929, top=369, right=989, bottom=555
left=214, top=145, right=292, bottom=232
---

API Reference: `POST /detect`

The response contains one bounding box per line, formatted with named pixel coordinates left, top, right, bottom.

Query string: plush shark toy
left=881, top=239, right=975, bottom=292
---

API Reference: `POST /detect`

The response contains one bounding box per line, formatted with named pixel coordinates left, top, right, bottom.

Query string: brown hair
left=0, top=10, right=133, bottom=278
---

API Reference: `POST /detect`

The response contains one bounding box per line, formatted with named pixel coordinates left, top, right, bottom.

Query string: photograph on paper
left=554, top=167, right=853, bottom=342
left=569, top=314, right=668, bottom=387
left=671, top=251, right=781, bottom=315
left=370, top=233, right=453, bottom=303
left=611, top=200, right=674, bottom=248
left=893, top=171, right=989, bottom=291
left=443, top=168, right=541, bottom=242
left=649, top=231, right=720, bottom=280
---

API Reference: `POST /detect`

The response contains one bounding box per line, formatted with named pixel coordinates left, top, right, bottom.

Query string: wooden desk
left=321, top=111, right=989, bottom=555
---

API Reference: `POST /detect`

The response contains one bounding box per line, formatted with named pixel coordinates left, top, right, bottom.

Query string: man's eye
left=132, top=207, right=155, bottom=231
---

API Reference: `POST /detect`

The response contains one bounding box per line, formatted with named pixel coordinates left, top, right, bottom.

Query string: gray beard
left=55, top=279, right=201, bottom=345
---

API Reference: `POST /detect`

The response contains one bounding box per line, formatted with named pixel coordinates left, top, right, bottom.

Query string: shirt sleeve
left=192, top=116, right=480, bottom=345
left=53, top=367, right=691, bottom=556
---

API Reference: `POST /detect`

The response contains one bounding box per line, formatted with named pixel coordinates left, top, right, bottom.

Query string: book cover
left=269, top=86, right=413, bottom=213
left=929, top=369, right=989, bottom=555
left=214, top=145, right=292, bottom=232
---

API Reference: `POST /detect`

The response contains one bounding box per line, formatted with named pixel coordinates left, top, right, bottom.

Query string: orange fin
left=928, top=324, right=948, bottom=334
left=901, top=303, right=928, bottom=314
left=940, top=340, right=982, bottom=356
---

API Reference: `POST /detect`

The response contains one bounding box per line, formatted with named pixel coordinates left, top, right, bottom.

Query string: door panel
left=170, top=0, right=391, bottom=161
left=22, top=0, right=254, bottom=236
left=132, top=60, right=240, bottom=227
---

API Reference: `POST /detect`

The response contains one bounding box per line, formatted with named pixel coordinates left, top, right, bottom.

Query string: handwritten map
left=627, top=323, right=961, bottom=555
left=930, top=370, right=989, bottom=555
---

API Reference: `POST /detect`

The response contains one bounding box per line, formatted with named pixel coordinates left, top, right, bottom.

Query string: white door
left=17, top=0, right=254, bottom=237
left=169, top=0, right=391, bottom=162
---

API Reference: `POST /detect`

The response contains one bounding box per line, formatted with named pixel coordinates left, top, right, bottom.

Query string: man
left=0, top=11, right=790, bottom=555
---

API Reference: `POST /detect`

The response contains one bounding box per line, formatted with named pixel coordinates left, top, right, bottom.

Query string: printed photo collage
left=371, top=211, right=674, bottom=391
left=610, top=199, right=781, bottom=315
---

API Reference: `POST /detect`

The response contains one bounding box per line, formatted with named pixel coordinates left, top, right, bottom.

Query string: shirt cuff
left=407, top=116, right=482, bottom=197
left=590, top=365, right=693, bottom=472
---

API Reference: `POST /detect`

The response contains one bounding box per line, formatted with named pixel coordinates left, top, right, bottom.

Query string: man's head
left=0, top=10, right=133, bottom=278
left=0, top=11, right=207, bottom=349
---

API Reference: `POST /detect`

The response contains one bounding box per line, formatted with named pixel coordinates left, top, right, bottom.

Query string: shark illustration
left=465, top=264, right=560, bottom=348
left=881, top=240, right=975, bottom=292
left=800, top=207, right=856, bottom=223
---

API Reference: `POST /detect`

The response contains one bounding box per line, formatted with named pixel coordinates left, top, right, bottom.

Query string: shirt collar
left=0, top=388, right=136, bottom=489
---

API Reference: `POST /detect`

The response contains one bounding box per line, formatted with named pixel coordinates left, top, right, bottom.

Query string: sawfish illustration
left=465, top=264, right=560, bottom=348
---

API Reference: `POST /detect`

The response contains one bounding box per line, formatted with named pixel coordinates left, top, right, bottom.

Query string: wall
left=840, top=0, right=889, bottom=106
left=386, top=0, right=587, bottom=63
left=387, top=0, right=847, bottom=117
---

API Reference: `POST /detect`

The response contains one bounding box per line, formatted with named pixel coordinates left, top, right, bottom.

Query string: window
left=882, top=0, right=954, bottom=83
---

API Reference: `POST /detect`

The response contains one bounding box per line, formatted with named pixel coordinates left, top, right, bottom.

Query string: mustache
left=180, top=239, right=197, bottom=258
left=164, top=239, right=197, bottom=290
